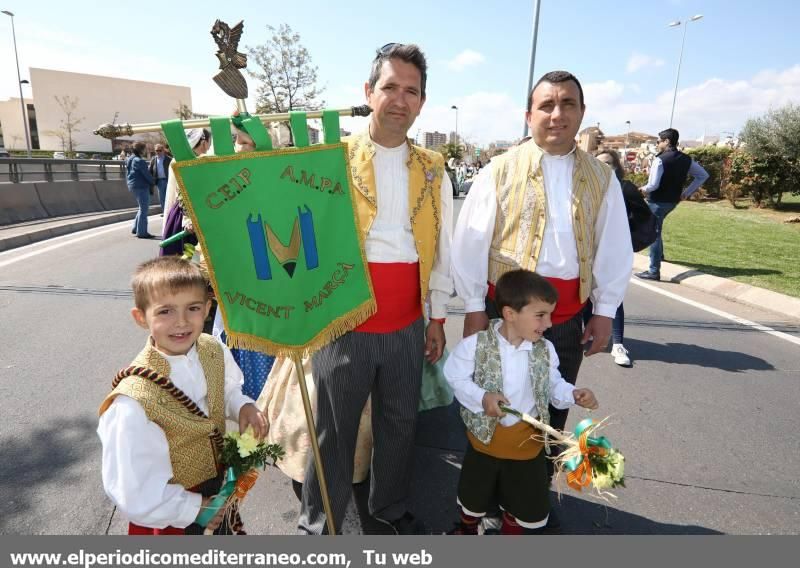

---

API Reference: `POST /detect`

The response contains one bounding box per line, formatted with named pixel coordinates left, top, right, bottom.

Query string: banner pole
left=93, top=106, right=372, bottom=140
left=292, top=354, right=337, bottom=535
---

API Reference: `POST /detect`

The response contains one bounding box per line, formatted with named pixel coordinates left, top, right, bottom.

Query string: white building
left=0, top=68, right=193, bottom=153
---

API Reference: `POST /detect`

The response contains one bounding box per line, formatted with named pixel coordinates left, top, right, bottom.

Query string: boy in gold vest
left=443, top=270, right=598, bottom=535
left=97, top=256, right=267, bottom=535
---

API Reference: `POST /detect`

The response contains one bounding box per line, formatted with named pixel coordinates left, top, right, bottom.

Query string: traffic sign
left=475, top=148, right=481, bottom=156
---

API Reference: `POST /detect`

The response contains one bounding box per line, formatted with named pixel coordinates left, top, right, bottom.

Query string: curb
left=0, top=206, right=162, bottom=253
left=633, top=253, right=800, bottom=320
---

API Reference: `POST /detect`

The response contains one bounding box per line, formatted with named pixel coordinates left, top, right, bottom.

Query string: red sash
left=128, top=523, right=186, bottom=535
left=488, top=276, right=585, bottom=325
left=355, top=262, right=422, bottom=333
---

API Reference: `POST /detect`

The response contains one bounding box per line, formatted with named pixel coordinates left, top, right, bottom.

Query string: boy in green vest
left=98, top=256, right=267, bottom=534
left=443, top=269, right=598, bottom=534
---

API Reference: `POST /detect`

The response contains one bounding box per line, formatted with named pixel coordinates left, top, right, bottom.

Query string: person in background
left=126, top=142, right=156, bottom=239
left=635, top=128, right=709, bottom=281
left=591, top=149, right=650, bottom=367
left=149, top=144, right=172, bottom=215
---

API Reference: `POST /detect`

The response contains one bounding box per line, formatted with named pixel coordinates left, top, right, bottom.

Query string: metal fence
left=0, top=158, right=127, bottom=184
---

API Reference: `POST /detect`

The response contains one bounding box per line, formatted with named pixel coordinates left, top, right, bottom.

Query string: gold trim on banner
left=172, top=142, right=376, bottom=358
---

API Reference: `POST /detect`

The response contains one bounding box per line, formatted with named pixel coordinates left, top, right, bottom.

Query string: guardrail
left=0, top=157, right=126, bottom=184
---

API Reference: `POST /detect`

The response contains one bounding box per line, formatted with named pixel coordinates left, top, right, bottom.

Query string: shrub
left=685, top=146, right=732, bottom=199
left=727, top=150, right=800, bottom=207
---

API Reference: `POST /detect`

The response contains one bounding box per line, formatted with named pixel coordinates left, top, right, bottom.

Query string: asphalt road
left=1, top=203, right=798, bottom=535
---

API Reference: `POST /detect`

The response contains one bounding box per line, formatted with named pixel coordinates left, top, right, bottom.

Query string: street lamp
left=668, top=14, right=704, bottom=128
left=2, top=10, right=32, bottom=157
left=450, top=105, right=458, bottom=149
left=522, top=0, right=542, bottom=137
left=625, top=120, right=631, bottom=149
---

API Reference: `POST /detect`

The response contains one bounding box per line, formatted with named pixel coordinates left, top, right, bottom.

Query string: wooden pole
left=292, top=354, right=337, bottom=535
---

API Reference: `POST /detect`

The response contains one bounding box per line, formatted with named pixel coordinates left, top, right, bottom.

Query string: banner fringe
left=223, top=299, right=376, bottom=358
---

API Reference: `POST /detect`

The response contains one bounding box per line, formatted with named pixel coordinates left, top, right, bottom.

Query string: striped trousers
left=298, top=318, right=425, bottom=534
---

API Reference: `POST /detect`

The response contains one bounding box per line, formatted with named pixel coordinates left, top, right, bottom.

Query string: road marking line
left=630, top=278, right=800, bottom=348
left=0, top=216, right=159, bottom=269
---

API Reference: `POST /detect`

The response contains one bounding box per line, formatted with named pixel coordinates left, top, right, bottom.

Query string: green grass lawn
left=656, top=197, right=800, bottom=298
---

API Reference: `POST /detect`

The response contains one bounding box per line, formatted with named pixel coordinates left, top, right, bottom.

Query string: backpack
left=621, top=180, right=657, bottom=252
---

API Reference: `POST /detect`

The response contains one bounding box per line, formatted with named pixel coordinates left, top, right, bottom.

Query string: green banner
left=169, top=121, right=375, bottom=357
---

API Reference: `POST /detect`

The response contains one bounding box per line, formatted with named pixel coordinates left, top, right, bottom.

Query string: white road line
left=630, top=278, right=800, bottom=348
left=0, top=216, right=159, bottom=269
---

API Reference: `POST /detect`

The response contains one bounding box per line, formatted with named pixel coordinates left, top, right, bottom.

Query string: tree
left=727, top=150, right=800, bottom=207
left=437, top=142, right=464, bottom=162
left=739, top=103, right=800, bottom=199
left=246, top=24, right=324, bottom=118
left=174, top=101, right=193, bottom=120
left=45, top=95, right=84, bottom=156
left=740, top=103, right=800, bottom=159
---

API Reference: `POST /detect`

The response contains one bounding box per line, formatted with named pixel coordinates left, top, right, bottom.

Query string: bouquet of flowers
left=197, top=427, right=284, bottom=531
left=499, top=404, right=625, bottom=498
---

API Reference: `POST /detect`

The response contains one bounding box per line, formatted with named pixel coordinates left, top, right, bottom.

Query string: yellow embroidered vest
left=98, top=334, right=227, bottom=490
left=344, top=130, right=443, bottom=306
left=489, top=142, right=611, bottom=302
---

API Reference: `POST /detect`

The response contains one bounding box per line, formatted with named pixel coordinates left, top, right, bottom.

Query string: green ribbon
left=322, top=110, right=341, bottom=145
left=289, top=111, right=309, bottom=147
left=195, top=467, right=237, bottom=528
left=241, top=116, right=273, bottom=151
left=210, top=117, right=234, bottom=156
left=564, top=418, right=612, bottom=472
left=161, top=120, right=196, bottom=162
left=159, top=229, right=189, bottom=248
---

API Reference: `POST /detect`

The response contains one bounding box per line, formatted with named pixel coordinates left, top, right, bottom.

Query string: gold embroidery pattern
left=347, top=133, right=377, bottom=209
left=99, top=335, right=229, bottom=489
left=406, top=144, right=442, bottom=237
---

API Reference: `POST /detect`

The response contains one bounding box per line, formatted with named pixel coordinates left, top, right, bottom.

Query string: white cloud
left=583, top=65, right=800, bottom=140
left=346, top=65, right=800, bottom=146
left=626, top=53, right=665, bottom=73
left=445, top=50, right=486, bottom=72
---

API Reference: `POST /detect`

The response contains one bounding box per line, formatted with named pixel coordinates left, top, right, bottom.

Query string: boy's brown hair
left=131, top=256, right=208, bottom=311
left=495, top=269, right=558, bottom=314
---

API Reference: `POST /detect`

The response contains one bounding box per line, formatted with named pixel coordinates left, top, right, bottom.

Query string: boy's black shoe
left=542, top=509, right=562, bottom=535
left=635, top=270, right=660, bottom=281
left=445, top=522, right=478, bottom=535
left=377, top=512, right=430, bottom=535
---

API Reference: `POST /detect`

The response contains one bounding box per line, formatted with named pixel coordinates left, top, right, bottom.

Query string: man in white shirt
left=298, top=43, right=453, bottom=535
left=451, top=71, right=631, bottom=507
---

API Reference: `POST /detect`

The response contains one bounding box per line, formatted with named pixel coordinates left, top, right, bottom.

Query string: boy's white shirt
left=443, top=321, right=576, bottom=428
left=97, top=337, right=253, bottom=529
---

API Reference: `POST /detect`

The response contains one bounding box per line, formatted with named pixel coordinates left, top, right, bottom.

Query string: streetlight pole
left=668, top=14, right=703, bottom=128
left=450, top=105, right=458, bottom=150
left=625, top=120, right=631, bottom=149
left=522, top=0, right=542, bottom=137
left=2, top=10, right=32, bottom=157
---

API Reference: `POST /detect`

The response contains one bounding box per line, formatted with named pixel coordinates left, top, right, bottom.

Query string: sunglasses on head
left=378, top=42, right=402, bottom=54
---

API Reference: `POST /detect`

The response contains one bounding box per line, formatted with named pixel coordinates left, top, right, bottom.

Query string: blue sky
left=1, top=0, right=798, bottom=145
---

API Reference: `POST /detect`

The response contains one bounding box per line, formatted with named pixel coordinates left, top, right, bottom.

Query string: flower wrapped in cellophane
left=196, top=427, right=284, bottom=532
left=500, top=404, right=625, bottom=499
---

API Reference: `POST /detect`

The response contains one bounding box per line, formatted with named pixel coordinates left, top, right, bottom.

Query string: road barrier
left=0, top=182, right=49, bottom=225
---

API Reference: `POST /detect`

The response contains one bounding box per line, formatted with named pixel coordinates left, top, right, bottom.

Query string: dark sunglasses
left=378, top=42, right=402, bottom=54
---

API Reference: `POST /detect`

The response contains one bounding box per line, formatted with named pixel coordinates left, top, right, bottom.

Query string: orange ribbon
left=234, top=469, right=260, bottom=500
left=565, top=430, right=607, bottom=491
